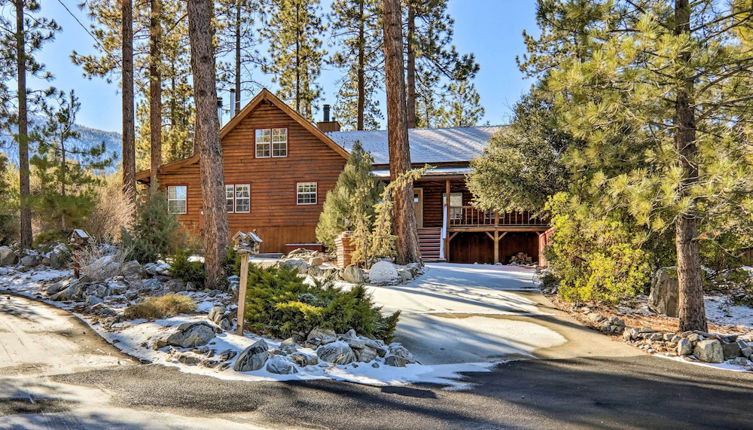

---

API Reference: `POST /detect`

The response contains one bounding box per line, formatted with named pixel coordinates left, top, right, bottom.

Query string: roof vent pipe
left=323, top=104, right=331, bottom=122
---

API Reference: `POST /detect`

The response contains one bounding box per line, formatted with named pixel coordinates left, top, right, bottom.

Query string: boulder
left=623, top=327, right=639, bottom=341
left=207, top=306, right=232, bottom=331
left=82, top=255, right=121, bottom=281
left=397, top=268, right=413, bottom=282
left=355, top=346, right=378, bottom=363
left=280, top=338, right=298, bottom=354
left=0, top=246, right=16, bottom=266
left=309, top=256, right=325, bottom=267
left=722, top=341, right=742, bottom=360
left=341, top=265, right=365, bottom=284
left=20, top=254, right=40, bottom=267
left=694, top=339, right=724, bottom=363
left=384, top=354, right=409, bottom=367
left=120, top=260, right=142, bottom=280
left=265, top=355, right=298, bottom=374
left=91, top=303, right=117, bottom=317
left=143, top=262, right=171, bottom=276
left=729, top=357, right=750, bottom=366
left=47, top=244, right=71, bottom=269
left=289, top=352, right=318, bottom=367
left=279, top=258, right=310, bottom=274
left=316, top=341, right=356, bottom=365
left=368, top=261, right=399, bottom=283
left=306, top=327, right=337, bottom=346
left=233, top=339, right=269, bottom=371
left=677, top=338, right=693, bottom=356
left=388, top=343, right=416, bottom=363
left=46, top=279, right=71, bottom=296
left=50, top=283, right=84, bottom=301
left=165, top=322, right=216, bottom=348
left=648, top=267, right=679, bottom=317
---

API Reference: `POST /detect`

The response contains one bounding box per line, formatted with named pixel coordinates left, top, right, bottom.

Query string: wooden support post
left=236, top=252, right=249, bottom=336
left=444, top=179, right=451, bottom=262
left=494, top=231, right=499, bottom=264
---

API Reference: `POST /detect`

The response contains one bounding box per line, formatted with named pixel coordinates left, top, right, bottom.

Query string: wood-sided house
left=136, top=89, right=550, bottom=265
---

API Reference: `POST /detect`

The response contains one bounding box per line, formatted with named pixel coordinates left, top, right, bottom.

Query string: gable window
left=225, top=184, right=250, bottom=213
left=296, top=182, right=317, bottom=205
left=256, top=128, right=287, bottom=158
left=167, top=186, right=187, bottom=214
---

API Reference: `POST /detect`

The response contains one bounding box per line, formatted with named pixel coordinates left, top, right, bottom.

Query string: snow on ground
left=0, top=267, right=497, bottom=388
left=660, top=354, right=753, bottom=373
left=705, top=295, right=753, bottom=331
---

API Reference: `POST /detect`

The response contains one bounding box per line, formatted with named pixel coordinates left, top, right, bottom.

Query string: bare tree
left=187, top=0, right=229, bottom=289
left=382, top=0, right=420, bottom=264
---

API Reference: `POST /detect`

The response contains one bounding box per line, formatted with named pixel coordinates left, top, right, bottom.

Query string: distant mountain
left=0, top=117, right=122, bottom=173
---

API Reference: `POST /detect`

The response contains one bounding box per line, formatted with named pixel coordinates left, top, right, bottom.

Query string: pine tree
left=0, top=153, right=17, bottom=244
left=383, top=0, right=420, bottom=264
left=216, top=0, right=263, bottom=115
left=404, top=0, right=479, bottom=128
left=434, top=80, right=484, bottom=128
left=121, top=185, right=181, bottom=263
left=316, top=142, right=382, bottom=249
left=30, top=90, right=114, bottom=235
left=0, top=0, right=59, bottom=247
left=261, top=0, right=326, bottom=119
left=329, top=0, right=383, bottom=130
left=522, top=0, right=753, bottom=331
left=187, top=0, right=229, bottom=290
left=148, top=0, right=163, bottom=187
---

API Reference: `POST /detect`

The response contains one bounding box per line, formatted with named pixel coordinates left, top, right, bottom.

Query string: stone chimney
left=317, top=104, right=341, bottom=132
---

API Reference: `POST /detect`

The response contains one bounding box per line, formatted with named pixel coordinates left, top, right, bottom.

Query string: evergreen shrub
left=121, top=186, right=182, bottom=263
left=244, top=264, right=400, bottom=341
left=169, top=249, right=206, bottom=288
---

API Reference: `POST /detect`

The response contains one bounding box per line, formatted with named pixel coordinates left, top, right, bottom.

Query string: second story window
left=256, top=128, right=287, bottom=158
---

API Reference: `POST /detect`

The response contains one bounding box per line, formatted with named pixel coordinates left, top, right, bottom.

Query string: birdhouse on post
left=231, top=231, right=263, bottom=336
left=68, top=229, right=92, bottom=279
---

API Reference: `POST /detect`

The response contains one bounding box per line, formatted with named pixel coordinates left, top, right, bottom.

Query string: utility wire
left=55, top=0, right=107, bottom=53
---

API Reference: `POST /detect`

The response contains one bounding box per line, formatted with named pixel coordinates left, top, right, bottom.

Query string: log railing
left=448, top=206, right=548, bottom=227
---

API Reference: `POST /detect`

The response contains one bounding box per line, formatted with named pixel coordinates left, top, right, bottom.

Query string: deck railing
left=448, top=206, right=548, bottom=227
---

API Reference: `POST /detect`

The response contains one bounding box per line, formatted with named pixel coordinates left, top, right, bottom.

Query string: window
left=225, top=184, right=250, bottom=213
left=296, top=182, right=317, bottom=205
left=225, top=185, right=235, bottom=212
left=442, top=192, right=463, bottom=220
left=167, top=186, right=187, bottom=214
left=271, top=128, right=288, bottom=157
left=256, top=128, right=287, bottom=158
left=234, top=184, right=250, bottom=212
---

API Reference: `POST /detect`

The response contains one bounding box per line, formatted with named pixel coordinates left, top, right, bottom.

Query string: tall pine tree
left=0, top=0, right=59, bottom=247
left=261, top=0, right=326, bottom=119
left=329, top=0, right=383, bottom=130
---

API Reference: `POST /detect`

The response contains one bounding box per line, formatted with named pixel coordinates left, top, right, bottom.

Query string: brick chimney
left=317, top=104, right=341, bottom=132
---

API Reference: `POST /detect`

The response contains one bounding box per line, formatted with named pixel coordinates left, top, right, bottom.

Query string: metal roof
left=326, top=126, right=503, bottom=164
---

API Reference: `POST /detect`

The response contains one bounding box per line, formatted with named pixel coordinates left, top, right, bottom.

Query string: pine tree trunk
left=383, top=0, right=421, bottom=265
left=187, top=0, right=229, bottom=290
left=405, top=1, right=417, bottom=129
left=15, top=0, right=32, bottom=248
left=295, top=4, right=301, bottom=114
left=674, top=0, right=707, bottom=332
left=122, top=0, right=136, bottom=202
left=234, top=0, right=242, bottom=115
left=356, top=0, right=366, bottom=130
left=149, top=0, right=163, bottom=187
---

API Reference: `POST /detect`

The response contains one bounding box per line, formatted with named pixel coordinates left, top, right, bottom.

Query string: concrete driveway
left=367, top=263, right=637, bottom=364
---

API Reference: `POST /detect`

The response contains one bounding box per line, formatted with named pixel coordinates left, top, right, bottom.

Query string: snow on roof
left=371, top=167, right=472, bottom=178
left=326, top=126, right=503, bottom=164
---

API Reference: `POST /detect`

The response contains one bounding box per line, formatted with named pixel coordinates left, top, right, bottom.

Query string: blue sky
left=33, top=0, right=538, bottom=133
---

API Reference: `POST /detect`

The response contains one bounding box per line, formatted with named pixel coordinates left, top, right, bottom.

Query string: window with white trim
left=167, top=186, right=187, bottom=214
left=296, top=182, right=317, bottom=205
left=234, top=184, right=250, bottom=212
left=225, top=184, right=250, bottom=213
left=256, top=128, right=287, bottom=158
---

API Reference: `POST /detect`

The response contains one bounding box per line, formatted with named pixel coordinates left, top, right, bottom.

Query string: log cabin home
left=136, top=89, right=550, bottom=265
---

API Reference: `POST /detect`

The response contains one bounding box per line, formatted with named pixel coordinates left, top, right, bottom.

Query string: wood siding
left=416, top=179, right=474, bottom=228
left=158, top=99, right=346, bottom=252
left=450, top=232, right=540, bottom=264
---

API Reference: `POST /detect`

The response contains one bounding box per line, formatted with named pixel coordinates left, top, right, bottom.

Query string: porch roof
left=327, top=126, right=504, bottom=165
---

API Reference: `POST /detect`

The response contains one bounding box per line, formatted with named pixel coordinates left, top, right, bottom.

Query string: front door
left=413, top=188, right=424, bottom=227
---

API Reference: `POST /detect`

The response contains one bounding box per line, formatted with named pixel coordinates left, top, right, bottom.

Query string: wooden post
left=444, top=179, right=451, bottom=262
left=494, top=231, right=499, bottom=265
left=236, top=252, right=249, bottom=336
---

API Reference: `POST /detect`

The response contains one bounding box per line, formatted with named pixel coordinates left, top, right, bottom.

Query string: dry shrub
left=87, top=174, right=134, bottom=243
left=123, top=294, right=197, bottom=320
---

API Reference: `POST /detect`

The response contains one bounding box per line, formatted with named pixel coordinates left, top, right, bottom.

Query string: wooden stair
left=418, top=227, right=443, bottom=262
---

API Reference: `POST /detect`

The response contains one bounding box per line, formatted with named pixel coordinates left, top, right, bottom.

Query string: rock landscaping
left=0, top=242, right=447, bottom=386
left=277, top=248, right=424, bottom=285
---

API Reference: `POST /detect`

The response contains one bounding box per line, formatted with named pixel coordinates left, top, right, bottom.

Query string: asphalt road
left=2, top=279, right=753, bottom=429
